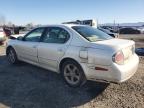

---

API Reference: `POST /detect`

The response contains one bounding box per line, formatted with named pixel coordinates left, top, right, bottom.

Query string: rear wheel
left=61, top=60, right=86, bottom=87
left=7, top=47, right=19, bottom=64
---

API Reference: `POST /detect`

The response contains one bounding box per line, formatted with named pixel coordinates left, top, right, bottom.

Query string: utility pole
left=114, top=20, right=116, bottom=32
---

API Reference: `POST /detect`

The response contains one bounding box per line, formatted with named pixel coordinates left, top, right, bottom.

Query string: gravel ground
left=0, top=44, right=144, bottom=108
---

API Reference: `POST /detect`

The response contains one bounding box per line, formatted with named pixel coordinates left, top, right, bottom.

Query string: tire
left=7, top=47, right=19, bottom=64
left=61, top=60, right=86, bottom=87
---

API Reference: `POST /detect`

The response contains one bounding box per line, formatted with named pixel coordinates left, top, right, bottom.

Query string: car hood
left=10, top=34, right=25, bottom=39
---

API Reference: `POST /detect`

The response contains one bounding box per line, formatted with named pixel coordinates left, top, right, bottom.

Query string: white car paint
left=0, top=28, right=6, bottom=42
left=6, top=24, right=139, bottom=84
left=10, top=33, right=25, bottom=38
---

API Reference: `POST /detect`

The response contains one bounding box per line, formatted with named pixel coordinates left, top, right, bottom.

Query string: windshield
left=72, top=26, right=112, bottom=42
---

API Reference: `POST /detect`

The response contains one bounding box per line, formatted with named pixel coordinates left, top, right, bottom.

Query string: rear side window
left=42, top=27, right=70, bottom=44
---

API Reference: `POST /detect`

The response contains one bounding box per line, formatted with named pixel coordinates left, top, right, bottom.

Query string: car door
left=38, top=27, right=71, bottom=72
left=15, top=27, right=45, bottom=64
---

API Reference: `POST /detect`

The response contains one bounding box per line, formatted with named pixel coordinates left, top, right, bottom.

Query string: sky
left=0, top=0, right=144, bottom=25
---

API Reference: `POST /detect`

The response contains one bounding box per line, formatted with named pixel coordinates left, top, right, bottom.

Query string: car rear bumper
left=111, top=54, right=139, bottom=83
left=83, top=54, right=139, bottom=83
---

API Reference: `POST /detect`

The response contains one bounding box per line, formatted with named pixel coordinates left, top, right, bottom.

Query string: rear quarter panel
left=88, top=48, right=114, bottom=66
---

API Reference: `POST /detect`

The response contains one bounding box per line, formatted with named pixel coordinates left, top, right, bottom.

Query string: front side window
left=42, top=27, right=70, bottom=43
left=24, top=28, right=45, bottom=42
left=72, top=26, right=112, bottom=42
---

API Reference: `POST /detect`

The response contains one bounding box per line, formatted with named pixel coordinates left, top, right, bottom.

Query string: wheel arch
left=59, top=57, right=82, bottom=73
left=6, top=45, right=14, bottom=55
left=59, top=57, right=87, bottom=87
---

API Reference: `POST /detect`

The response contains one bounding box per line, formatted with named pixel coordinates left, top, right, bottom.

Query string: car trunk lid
left=90, top=38, right=135, bottom=64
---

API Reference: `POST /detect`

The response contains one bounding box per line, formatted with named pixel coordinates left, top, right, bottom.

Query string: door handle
left=58, top=48, right=65, bottom=55
left=58, top=48, right=63, bottom=52
left=33, top=45, right=37, bottom=48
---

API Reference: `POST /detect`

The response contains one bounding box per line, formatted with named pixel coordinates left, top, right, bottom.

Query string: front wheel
left=61, top=60, right=86, bottom=87
left=7, top=47, right=19, bottom=64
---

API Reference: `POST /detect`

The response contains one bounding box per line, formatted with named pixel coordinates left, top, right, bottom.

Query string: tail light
left=113, top=51, right=124, bottom=65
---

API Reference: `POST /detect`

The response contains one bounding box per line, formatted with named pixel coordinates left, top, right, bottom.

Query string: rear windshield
left=72, top=26, right=112, bottom=42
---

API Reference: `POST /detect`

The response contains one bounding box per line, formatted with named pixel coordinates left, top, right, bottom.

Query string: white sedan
left=6, top=24, right=139, bottom=87
left=0, top=28, right=6, bottom=43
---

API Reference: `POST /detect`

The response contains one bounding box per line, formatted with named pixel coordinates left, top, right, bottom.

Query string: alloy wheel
left=64, top=64, right=81, bottom=85
left=8, top=49, right=16, bottom=63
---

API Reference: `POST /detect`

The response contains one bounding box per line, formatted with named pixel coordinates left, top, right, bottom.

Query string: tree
left=26, top=23, right=34, bottom=29
left=0, top=15, right=6, bottom=26
left=7, top=21, right=13, bottom=27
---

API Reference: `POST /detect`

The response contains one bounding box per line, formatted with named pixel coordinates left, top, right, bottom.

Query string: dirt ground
left=119, top=34, right=144, bottom=48
left=0, top=41, right=144, bottom=108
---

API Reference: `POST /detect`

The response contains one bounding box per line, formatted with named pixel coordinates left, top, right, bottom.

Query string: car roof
left=38, top=24, right=87, bottom=28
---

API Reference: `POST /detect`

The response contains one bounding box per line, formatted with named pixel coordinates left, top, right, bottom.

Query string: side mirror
left=17, top=36, right=24, bottom=41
